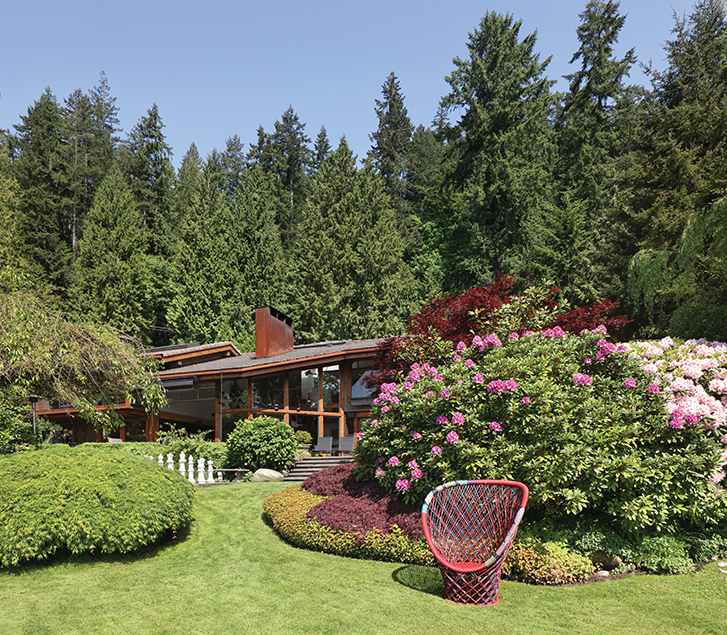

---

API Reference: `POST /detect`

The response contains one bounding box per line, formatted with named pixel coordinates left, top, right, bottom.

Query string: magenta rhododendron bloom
left=505, top=379, right=518, bottom=391
left=356, top=432, right=365, bottom=439
left=395, top=479, right=410, bottom=491
left=441, top=389, right=451, bottom=399
left=465, top=359, right=474, bottom=368
left=380, top=405, right=389, bottom=413
left=446, top=431, right=459, bottom=444
left=472, top=373, right=484, bottom=384
left=407, top=460, right=418, bottom=469
left=424, top=391, right=434, bottom=398
left=508, top=332, right=519, bottom=340
left=623, top=378, right=637, bottom=388
left=451, top=411, right=465, bottom=426
left=378, top=456, right=385, bottom=463
left=436, top=415, right=449, bottom=424
left=456, top=341, right=467, bottom=351
left=489, top=421, right=502, bottom=431
left=388, top=456, right=399, bottom=466
left=431, top=445, right=442, bottom=455
left=648, top=383, right=660, bottom=394
left=411, top=468, right=423, bottom=480
left=375, top=468, right=385, bottom=478
left=584, top=357, right=592, bottom=364
left=412, top=432, right=422, bottom=440
left=573, top=373, right=592, bottom=386
left=521, top=396, right=532, bottom=404
left=453, top=354, right=462, bottom=362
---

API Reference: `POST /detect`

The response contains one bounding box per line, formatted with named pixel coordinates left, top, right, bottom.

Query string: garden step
left=284, top=455, right=354, bottom=481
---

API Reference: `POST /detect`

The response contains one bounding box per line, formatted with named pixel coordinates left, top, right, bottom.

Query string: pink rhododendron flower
left=451, top=411, right=465, bottom=426
left=505, top=379, right=518, bottom=391
left=584, top=358, right=592, bottom=364
left=487, top=379, right=506, bottom=393
left=521, top=396, right=532, bottom=404
left=424, top=391, right=434, bottom=398
left=453, top=354, right=462, bottom=362
left=465, top=359, right=475, bottom=368
left=402, top=382, right=413, bottom=390
left=472, top=335, right=484, bottom=351
left=456, top=341, right=467, bottom=351
left=412, top=432, right=422, bottom=440
left=489, top=421, right=502, bottom=431
left=446, top=431, right=459, bottom=444
left=431, top=445, right=442, bottom=455
left=380, top=405, right=389, bottom=413
left=356, top=432, right=365, bottom=439
left=388, top=456, right=400, bottom=466
left=395, top=479, right=410, bottom=491
left=523, top=330, right=535, bottom=336
left=623, top=378, right=637, bottom=388
left=436, top=415, right=449, bottom=425
left=648, top=383, right=660, bottom=394
left=472, top=373, right=484, bottom=384
left=440, top=389, right=451, bottom=399
left=594, top=325, right=608, bottom=334
left=378, top=456, right=386, bottom=463
left=407, top=460, right=418, bottom=469
left=411, top=468, right=423, bottom=480
left=375, top=468, right=385, bottom=478
left=670, top=419, right=685, bottom=429
left=508, top=332, right=519, bottom=340
left=573, top=373, right=592, bottom=386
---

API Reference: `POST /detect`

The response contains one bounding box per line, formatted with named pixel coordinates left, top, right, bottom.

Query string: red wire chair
left=421, top=479, right=529, bottom=605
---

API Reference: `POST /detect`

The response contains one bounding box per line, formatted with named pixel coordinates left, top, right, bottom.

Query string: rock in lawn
left=251, top=468, right=284, bottom=482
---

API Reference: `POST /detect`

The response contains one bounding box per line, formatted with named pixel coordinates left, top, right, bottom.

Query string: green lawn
left=1, top=482, right=726, bottom=635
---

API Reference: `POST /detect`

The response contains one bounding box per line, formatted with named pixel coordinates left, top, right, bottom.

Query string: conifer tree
left=71, top=167, right=154, bottom=341
left=311, top=125, right=331, bottom=173
left=294, top=140, right=419, bottom=342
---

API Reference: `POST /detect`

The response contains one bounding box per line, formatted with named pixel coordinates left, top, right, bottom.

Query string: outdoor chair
left=313, top=436, right=333, bottom=456
left=421, top=479, right=528, bottom=605
left=337, top=437, right=355, bottom=456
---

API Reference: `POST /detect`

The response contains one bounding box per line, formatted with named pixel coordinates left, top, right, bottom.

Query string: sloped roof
left=158, top=339, right=383, bottom=380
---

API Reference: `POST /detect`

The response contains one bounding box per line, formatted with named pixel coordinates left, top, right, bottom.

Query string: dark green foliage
left=635, top=535, right=694, bottom=575
left=71, top=166, right=155, bottom=341
left=294, top=140, right=419, bottom=342
left=0, top=446, right=195, bottom=567
left=225, top=416, right=298, bottom=472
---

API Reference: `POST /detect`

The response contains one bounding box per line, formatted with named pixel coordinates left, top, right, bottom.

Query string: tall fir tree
left=437, top=11, right=557, bottom=290
left=311, top=125, right=331, bottom=174
left=120, top=104, right=176, bottom=257
left=71, top=166, right=154, bottom=341
left=11, top=88, right=72, bottom=290
left=293, top=139, right=419, bottom=342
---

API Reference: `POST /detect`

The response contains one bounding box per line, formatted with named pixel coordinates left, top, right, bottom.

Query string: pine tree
left=71, top=167, right=154, bottom=341
left=311, top=125, right=331, bottom=173
left=220, top=134, right=246, bottom=198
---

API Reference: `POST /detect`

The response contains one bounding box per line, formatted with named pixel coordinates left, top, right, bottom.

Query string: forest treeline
left=2, top=0, right=727, bottom=350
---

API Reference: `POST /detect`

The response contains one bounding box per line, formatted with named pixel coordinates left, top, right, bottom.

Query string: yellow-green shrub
left=263, top=485, right=434, bottom=565
left=0, top=446, right=195, bottom=567
left=502, top=537, right=594, bottom=584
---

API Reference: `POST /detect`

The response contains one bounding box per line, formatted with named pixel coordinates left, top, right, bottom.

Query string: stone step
left=284, top=455, right=354, bottom=481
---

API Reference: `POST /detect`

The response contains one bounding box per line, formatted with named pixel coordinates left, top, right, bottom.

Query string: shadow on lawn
left=392, top=564, right=444, bottom=597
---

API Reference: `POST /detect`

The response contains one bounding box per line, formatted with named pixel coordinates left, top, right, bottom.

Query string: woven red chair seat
left=421, top=479, right=528, bottom=605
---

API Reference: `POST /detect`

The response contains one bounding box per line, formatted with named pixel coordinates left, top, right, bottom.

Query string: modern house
left=38, top=307, right=381, bottom=451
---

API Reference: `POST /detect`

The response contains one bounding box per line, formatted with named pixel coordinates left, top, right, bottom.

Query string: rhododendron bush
left=355, top=326, right=727, bottom=535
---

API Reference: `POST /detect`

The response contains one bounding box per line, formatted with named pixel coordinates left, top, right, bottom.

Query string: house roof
left=157, top=338, right=383, bottom=380
left=145, top=341, right=242, bottom=369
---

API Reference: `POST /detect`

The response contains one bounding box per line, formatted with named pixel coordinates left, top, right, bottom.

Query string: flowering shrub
left=355, top=328, right=727, bottom=535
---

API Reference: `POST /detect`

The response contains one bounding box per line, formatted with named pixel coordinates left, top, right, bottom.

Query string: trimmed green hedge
left=0, top=446, right=195, bottom=567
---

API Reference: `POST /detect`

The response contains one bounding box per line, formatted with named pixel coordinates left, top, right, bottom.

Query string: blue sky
left=2, top=0, right=695, bottom=167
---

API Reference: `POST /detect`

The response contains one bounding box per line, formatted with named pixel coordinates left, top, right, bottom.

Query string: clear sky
left=2, top=0, right=696, bottom=167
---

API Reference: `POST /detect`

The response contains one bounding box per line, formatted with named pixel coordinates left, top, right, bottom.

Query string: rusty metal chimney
left=255, top=307, right=294, bottom=358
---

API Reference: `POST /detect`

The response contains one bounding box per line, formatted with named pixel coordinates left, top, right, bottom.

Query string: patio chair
left=421, top=479, right=528, bottom=605
left=337, top=436, right=355, bottom=456
left=313, top=436, right=332, bottom=456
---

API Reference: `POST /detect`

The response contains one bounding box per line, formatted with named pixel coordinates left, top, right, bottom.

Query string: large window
left=322, top=365, right=340, bottom=412
left=251, top=375, right=284, bottom=410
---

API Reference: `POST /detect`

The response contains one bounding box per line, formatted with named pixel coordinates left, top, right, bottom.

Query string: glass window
left=322, top=365, right=340, bottom=412
left=221, top=379, right=248, bottom=410
left=251, top=375, right=284, bottom=410
left=351, top=361, right=376, bottom=401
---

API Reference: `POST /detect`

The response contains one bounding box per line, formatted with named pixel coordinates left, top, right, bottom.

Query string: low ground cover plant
left=0, top=445, right=195, bottom=567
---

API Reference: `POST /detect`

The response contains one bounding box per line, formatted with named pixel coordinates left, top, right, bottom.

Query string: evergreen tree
left=11, top=88, right=72, bottom=290
left=219, top=134, right=246, bottom=198
left=71, top=167, right=154, bottom=341
left=369, top=72, right=414, bottom=210
left=311, top=125, right=331, bottom=173
left=120, top=104, right=175, bottom=257
left=293, top=140, right=419, bottom=342
left=437, top=11, right=557, bottom=289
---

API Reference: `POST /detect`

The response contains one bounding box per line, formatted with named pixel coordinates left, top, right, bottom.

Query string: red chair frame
left=421, top=479, right=528, bottom=605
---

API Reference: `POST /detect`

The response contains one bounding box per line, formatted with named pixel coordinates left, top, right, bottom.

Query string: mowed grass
left=1, top=482, right=726, bottom=635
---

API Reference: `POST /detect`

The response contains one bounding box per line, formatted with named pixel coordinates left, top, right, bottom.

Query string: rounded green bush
left=0, top=446, right=195, bottom=567
left=225, top=416, right=298, bottom=472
